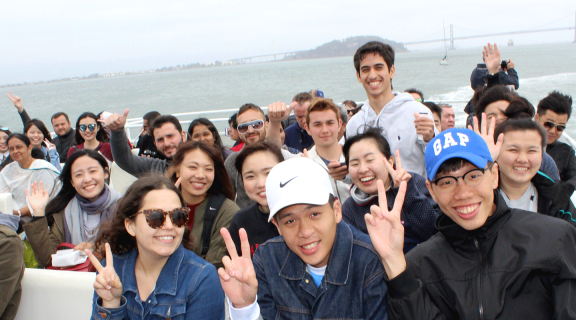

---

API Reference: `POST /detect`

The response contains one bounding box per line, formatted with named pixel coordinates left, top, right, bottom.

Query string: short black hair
left=235, top=139, right=283, bottom=177
left=150, top=115, right=183, bottom=141
left=354, top=41, right=395, bottom=74
left=343, top=127, right=392, bottom=166
left=423, top=102, right=442, bottom=119
left=273, top=194, right=335, bottom=223
left=228, top=113, right=238, bottom=129
left=434, top=158, right=494, bottom=181
left=405, top=88, right=424, bottom=101
left=536, top=91, right=573, bottom=120
left=494, top=118, right=547, bottom=149
left=143, top=111, right=161, bottom=124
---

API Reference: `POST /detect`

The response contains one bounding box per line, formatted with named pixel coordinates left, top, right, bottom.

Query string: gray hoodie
left=0, top=212, right=20, bottom=232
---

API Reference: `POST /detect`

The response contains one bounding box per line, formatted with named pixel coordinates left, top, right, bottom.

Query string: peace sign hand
left=44, top=138, right=56, bottom=150
left=6, top=91, right=23, bottom=112
left=86, top=243, right=123, bottom=308
left=365, top=179, right=408, bottom=280
left=383, top=150, right=412, bottom=188
left=218, top=228, right=258, bottom=309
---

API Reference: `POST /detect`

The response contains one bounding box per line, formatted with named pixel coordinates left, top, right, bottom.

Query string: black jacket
left=386, top=191, right=576, bottom=319
left=546, top=140, right=576, bottom=188
left=532, top=170, right=576, bottom=228
left=52, top=129, right=76, bottom=163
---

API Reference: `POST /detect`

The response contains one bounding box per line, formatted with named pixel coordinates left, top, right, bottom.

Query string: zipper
left=474, top=238, right=484, bottom=319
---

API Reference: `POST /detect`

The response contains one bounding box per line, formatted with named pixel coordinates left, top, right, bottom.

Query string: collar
left=435, top=190, right=511, bottom=255
left=279, top=222, right=353, bottom=285
left=121, top=245, right=185, bottom=296
left=60, top=128, right=74, bottom=139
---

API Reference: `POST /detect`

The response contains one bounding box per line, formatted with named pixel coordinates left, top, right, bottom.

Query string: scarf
left=63, top=184, right=122, bottom=244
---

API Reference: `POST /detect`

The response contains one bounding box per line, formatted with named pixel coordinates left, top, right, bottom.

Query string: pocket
left=150, top=302, right=186, bottom=319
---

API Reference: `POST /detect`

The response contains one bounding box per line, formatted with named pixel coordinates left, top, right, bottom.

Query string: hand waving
left=365, top=179, right=407, bottom=279
left=86, top=243, right=123, bottom=308
left=468, top=113, right=503, bottom=161
left=483, top=43, right=501, bottom=74
left=25, top=181, right=49, bottom=217
left=218, top=228, right=258, bottom=309
left=100, top=109, right=129, bottom=131
left=6, top=91, right=23, bottom=112
left=383, top=150, right=412, bottom=188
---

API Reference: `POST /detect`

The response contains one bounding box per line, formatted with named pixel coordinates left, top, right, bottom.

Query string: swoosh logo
left=280, top=176, right=297, bottom=188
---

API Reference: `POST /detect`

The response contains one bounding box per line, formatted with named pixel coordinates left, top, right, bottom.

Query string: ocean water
left=3, top=42, right=576, bottom=142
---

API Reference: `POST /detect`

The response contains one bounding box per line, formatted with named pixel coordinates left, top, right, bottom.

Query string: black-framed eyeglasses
left=543, top=121, right=566, bottom=132
left=79, top=124, right=97, bottom=132
left=432, top=164, right=493, bottom=193
left=131, top=207, right=190, bottom=229
left=237, top=120, right=265, bottom=134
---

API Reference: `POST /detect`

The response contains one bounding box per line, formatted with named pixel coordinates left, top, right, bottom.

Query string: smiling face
left=241, top=151, right=280, bottom=209
left=427, top=161, right=499, bottom=231
left=190, top=124, right=215, bottom=146
left=26, top=125, right=44, bottom=148
left=8, top=137, right=32, bottom=164
left=306, top=109, right=341, bottom=148
left=0, top=131, right=9, bottom=153
left=485, top=100, right=510, bottom=127
left=52, top=115, right=72, bottom=137
left=348, top=139, right=393, bottom=195
left=272, top=201, right=341, bottom=268
left=497, top=130, right=542, bottom=189
left=356, top=53, right=395, bottom=99
left=125, top=188, right=185, bottom=260
left=177, top=149, right=214, bottom=204
left=70, top=155, right=108, bottom=201
left=153, top=123, right=185, bottom=158
left=237, top=109, right=267, bottom=145
left=535, top=110, right=569, bottom=145
left=79, top=117, right=99, bottom=143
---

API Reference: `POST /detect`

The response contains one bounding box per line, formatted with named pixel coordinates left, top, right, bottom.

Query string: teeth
left=360, top=176, right=375, bottom=182
left=85, top=185, right=96, bottom=190
left=513, top=167, right=528, bottom=171
left=455, top=204, right=479, bottom=214
left=258, top=191, right=266, bottom=196
left=192, top=183, right=205, bottom=187
left=157, top=236, right=173, bottom=240
left=302, top=241, right=319, bottom=250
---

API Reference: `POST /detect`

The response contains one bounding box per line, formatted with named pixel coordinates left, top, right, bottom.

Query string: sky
left=1, top=0, right=575, bottom=85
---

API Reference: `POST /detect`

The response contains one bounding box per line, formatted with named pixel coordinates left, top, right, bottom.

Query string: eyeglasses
left=79, top=124, right=97, bottom=132
left=131, top=207, right=190, bottom=229
left=543, top=121, right=566, bottom=132
left=237, top=120, right=265, bottom=134
left=432, top=164, right=492, bottom=193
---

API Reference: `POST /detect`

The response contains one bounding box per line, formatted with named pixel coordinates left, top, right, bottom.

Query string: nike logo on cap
left=280, top=177, right=297, bottom=188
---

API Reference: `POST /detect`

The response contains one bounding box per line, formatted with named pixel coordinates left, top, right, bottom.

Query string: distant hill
left=283, top=36, right=408, bottom=61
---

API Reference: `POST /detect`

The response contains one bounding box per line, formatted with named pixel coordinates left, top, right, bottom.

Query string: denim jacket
left=253, top=222, right=388, bottom=319
left=92, top=245, right=224, bottom=320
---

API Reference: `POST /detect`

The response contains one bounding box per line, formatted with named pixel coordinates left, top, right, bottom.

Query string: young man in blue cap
left=367, top=128, right=576, bottom=318
left=219, top=157, right=388, bottom=319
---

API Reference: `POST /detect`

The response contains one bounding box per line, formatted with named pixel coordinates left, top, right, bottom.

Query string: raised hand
left=86, top=243, right=123, bottom=308
left=414, top=113, right=435, bottom=142
left=383, top=150, right=412, bottom=188
left=6, top=91, right=23, bottom=112
left=468, top=113, right=503, bottom=161
left=268, top=101, right=295, bottom=123
left=327, top=161, right=348, bottom=181
left=218, top=228, right=258, bottom=309
left=25, top=181, right=49, bottom=217
left=365, top=179, right=407, bottom=279
left=44, top=138, right=56, bottom=150
left=100, top=109, right=129, bottom=131
left=483, top=43, right=501, bottom=74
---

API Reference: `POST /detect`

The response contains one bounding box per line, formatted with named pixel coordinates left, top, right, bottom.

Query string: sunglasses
left=543, top=121, right=566, bottom=132
left=131, top=207, right=190, bottom=229
left=0, top=127, right=8, bottom=131
left=237, top=119, right=265, bottom=134
left=79, top=124, right=97, bottom=132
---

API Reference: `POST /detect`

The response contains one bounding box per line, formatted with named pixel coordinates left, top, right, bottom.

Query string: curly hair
left=95, top=175, right=193, bottom=255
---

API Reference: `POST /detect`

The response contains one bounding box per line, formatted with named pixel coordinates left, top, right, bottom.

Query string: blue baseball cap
left=425, top=128, right=493, bottom=180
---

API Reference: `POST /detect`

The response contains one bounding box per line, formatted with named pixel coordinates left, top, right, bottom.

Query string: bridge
left=227, top=50, right=309, bottom=64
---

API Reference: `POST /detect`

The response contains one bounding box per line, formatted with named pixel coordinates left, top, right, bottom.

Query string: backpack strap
left=202, top=194, right=227, bottom=256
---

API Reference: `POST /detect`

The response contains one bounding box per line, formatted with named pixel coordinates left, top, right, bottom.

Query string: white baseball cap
left=266, top=157, right=334, bottom=222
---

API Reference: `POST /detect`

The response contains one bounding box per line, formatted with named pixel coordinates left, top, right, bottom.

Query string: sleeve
left=186, top=264, right=225, bottom=320
left=0, top=232, right=24, bottom=316
left=252, top=253, right=277, bottom=319
left=204, top=200, right=239, bottom=269
left=0, top=173, right=10, bottom=194
left=92, top=296, right=127, bottom=320
left=48, top=149, right=61, bottom=171
left=31, top=169, right=57, bottom=199
left=560, top=148, right=576, bottom=189
left=228, top=297, right=262, bottom=320
left=224, top=155, right=238, bottom=194
left=551, top=225, right=576, bottom=319
left=541, top=152, right=561, bottom=181
left=397, top=175, right=440, bottom=241
left=505, top=69, right=519, bottom=89
left=19, top=109, right=31, bottom=128
left=386, top=265, right=449, bottom=320
left=110, top=129, right=163, bottom=176
left=22, top=216, right=64, bottom=268
left=361, top=256, right=388, bottom=319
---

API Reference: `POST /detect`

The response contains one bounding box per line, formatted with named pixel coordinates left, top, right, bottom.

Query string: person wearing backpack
left=167, top=141, right=239, bottom=269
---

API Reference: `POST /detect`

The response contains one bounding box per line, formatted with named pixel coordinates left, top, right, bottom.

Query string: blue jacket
left=253, top=222, right=388, bottom=319
left=283, top=122, right=314, bottom=152
left=92, top=245, right=224, bottom=320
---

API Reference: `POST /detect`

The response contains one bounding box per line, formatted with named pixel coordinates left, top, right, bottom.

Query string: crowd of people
left=0, top=40, right=575, bottom=319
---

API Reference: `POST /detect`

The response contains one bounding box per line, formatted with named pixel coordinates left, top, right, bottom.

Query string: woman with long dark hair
left=68, top=112, right=114, bottom=161
left=23, top=149, right=121, bottom=267
left=167, top=141, right=238, bottom=268
left=187, top=118, right=233, bottom=160
left=24, top=119, right=61, bottom=170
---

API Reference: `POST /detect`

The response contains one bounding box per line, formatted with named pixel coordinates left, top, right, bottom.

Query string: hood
left=350, top=183, right=389, bottom=206
left=361, top=92, right=417, bottom=115
left=0, top=212, right=20, bottom=232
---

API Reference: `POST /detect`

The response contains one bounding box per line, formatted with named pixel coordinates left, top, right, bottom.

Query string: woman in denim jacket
left=81, top=175, right=225, bottom=319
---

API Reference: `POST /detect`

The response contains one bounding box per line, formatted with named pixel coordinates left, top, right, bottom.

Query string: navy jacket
left=283, top=122, right=314, bottom=152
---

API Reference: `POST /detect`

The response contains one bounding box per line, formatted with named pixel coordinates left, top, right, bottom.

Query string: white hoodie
left=346, top=92, right=437, bottom=177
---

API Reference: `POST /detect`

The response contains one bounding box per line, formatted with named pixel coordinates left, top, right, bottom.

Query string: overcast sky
left=2, top=0, right=574, bottom=85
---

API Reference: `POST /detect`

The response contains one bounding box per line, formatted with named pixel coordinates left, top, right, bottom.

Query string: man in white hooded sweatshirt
left=347, top=41, right=437, bottom=177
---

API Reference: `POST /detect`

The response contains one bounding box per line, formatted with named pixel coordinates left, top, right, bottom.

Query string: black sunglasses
left=543, top=121, right=566, bottom=132
left=131, top=207, right=190, bottom=229
left=237, top=120, right=265, bottom=134
left=79, top=124, right=97, bottom=132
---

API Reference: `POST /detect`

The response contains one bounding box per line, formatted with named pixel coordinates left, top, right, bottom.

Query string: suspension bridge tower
left=573, top=11, right=576, bottom=43
left=449, top=24, right=455, bottom=50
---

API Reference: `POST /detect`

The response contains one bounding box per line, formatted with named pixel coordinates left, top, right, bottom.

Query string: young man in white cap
left=219, top=157, right=389, bottom=319
left=367, top=128, right=576, bottom=318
